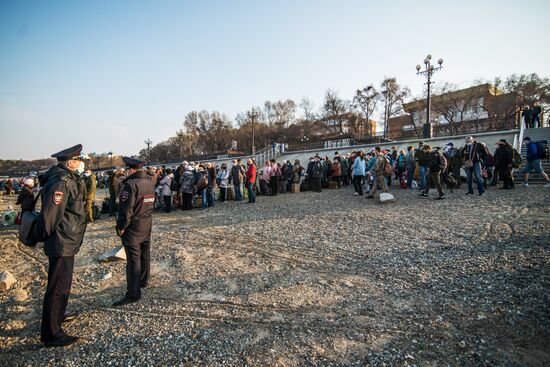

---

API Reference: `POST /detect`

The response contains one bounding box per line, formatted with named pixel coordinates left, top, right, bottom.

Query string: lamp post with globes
left=416, top=54, right=443, bottom=139
left=247, top=107, right=259, bottom=154
left=300, top=135, right=309, bottom=150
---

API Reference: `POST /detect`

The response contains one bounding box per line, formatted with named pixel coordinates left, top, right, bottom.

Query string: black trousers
left=41, top=256, right=74, bottom=342
left=311, top=177, right=322, bottom=192
left=181, top=193, right=193, bottom=210
left=353, top=176, right=364, bottom=195
left=219, top=187, right=227, bottom=202
left=270, top=177, right=278, bottom=196
left=122, top=240, right=150, bottom=299
left=163, top=195, right=171, bottom=212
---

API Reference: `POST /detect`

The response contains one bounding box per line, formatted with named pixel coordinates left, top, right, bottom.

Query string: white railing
left=516, top=116, right=525, bottom=150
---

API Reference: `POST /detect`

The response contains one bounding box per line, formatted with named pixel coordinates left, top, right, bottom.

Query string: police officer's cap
left=51, top=144, right=84, bottom=161
left=123, top=156, right=146, bottom=169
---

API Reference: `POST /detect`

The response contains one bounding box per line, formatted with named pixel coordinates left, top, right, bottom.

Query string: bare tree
left=430, top=82, right=481, bottom=135
left=322, top=90, right=349, bottom=135
left=380, top=78, right=409, bottom=138
left=352, top=85, right=380, bottom=136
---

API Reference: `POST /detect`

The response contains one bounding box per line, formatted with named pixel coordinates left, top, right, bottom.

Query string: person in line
left=331, top=157, right=342, bottom=188
left=415, top=141, right=428, bottom=191
left=269, top=159, right=280, bottom=196
left=396, top=150, right=406, bottom=185
left=160, top=168, right=173, bottom=213
left=179, top=165, right=195, bottom=210
left=443, top=142, right=462, bottom=188
left=34, top=144, right=88, bottom=347
left=217, top=164, right=230, bottom=203
left=206, top=163, right=216, bottom=207
left=16, top=178, right=36, bottom=213
left=113, top=157, right=155, bottom=307
left=230, top=160, right=245, bottom=201
left=352, top=151, right=366, bottom=196
left=493, top=139, right=514, bottom=190
left=245, top=158, right=257, bottom=203
left=405, top=146, right=416, bottom=189
left=419, top=145, right=446, bottom=200
left=83, top=168, right=96, bottom=222
left=462, top=136, right=487, bottom=196
left=310, top=155, right=323, bottom=193
left=260, top=161, right=271, bottom=195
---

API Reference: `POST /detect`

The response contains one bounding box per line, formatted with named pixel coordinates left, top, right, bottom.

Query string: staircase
left=515, top=127, right=550, bottom=184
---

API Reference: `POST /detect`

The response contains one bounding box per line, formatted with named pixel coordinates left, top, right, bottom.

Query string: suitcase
left=290, top=183, right=300, bottom=193
left=328, top=181, right=338, bottom=189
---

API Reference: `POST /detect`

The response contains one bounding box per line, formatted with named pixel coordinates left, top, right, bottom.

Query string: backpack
left=397, top=155, right=406, bottom=169
left=170, top=179, right=178, bottom=192
left=383, top=157, right=393, bottom=177
left=535, top=140, right=549, bottom=160
left=512, top=148, right=522, bottom=168
left=196, top=175, right=208, bottom=191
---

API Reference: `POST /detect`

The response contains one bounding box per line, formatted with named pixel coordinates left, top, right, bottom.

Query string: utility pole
left=247, top=108, right=259, bottom=154
left=144, top=139, right=152, bottom=160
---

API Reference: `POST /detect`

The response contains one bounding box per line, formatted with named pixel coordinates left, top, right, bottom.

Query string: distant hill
left=0, top=158, right=56, bottom=177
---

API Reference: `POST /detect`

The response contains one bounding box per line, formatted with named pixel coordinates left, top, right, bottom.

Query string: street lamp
left=416, top=54, right=443, bottom=138
left=300, top=135, right=309, bottom=150
left=247, top=107, right=259, bottom=154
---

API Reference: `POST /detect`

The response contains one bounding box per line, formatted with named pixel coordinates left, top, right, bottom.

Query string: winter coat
left=179, top=171, right=195, bottom=194
left=405, top=151, right=416, bottom=167
left=352, top=157, right=366, bottom=177
left=16, top=186, right=35, bottom=212
left=331, top=161, right=342, bottom=177
left=160, top=174, right=173, bottom=196
left=217, top=169, right=229, bottom=188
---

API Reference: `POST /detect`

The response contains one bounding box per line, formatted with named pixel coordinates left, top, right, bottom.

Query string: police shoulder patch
left=120, top=190, right=129, bottom=201
left=53, top=191, right=64, bottom=205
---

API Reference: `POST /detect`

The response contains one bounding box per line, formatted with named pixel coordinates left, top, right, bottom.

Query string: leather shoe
left=44, top=335, right=79, bottom=348
left=112, top=296, right=140, bottom=307
left=62, top=313, right=78, bottom=324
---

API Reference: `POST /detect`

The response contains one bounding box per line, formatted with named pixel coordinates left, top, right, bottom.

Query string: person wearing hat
left=310, top=154, right=323, bottom=192
left=113, top=157, right=156, bottom=307
left=493, top=139, right=514, bottom=189
left=16, top=178, right=36, bottom=213
left=33, top=144, right=88, bottom=347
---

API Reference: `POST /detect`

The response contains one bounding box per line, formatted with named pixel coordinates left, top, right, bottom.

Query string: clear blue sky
left=1, top=0, right=549, bottom=160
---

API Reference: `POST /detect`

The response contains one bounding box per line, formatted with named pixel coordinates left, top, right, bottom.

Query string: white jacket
left=160, top=174, right=173, bottom=196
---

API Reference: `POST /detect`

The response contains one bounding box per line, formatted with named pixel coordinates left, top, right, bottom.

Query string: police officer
left=113, top=157, right=156, bottom=306
left=34, top=144, right=88, bottom=347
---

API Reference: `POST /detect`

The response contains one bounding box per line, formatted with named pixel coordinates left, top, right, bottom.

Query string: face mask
left=76, top=161, right=85, bottom=175
left=83, top=172, right=91, bottom=177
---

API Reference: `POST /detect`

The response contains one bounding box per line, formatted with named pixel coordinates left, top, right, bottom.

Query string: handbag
left=464, top=143, right=476, bottom=168
left=18, top=191, right=41, bottom=247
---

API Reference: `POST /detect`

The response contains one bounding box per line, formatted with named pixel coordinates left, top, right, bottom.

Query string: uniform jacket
left=34, top=164, right=87, bottom=257
left=117, top=170, right=155, bottom=244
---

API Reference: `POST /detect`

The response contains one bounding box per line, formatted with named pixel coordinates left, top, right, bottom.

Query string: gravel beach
left=0, top=185, right=549, bottom=366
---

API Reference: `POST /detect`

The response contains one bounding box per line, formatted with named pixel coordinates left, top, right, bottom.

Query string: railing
left=286, top=117, right=519, bottom=152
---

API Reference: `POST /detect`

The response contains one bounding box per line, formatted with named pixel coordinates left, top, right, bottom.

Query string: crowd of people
left=5, top=136, right=550, bottom=220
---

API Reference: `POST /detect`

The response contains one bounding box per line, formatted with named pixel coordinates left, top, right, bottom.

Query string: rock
left=0, top=270, right=17, bottom=290
left=102, top=272, right=113, bottom=281
left=98, top=246, right=126, bottom=262
left=379, top=193, right=395, bottom=203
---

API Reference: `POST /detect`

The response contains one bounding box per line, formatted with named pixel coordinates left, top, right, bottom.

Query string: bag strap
left=30, top=189, right=41, bottom=212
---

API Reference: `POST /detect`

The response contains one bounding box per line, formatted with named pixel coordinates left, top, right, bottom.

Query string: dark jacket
left=415, top=146, right=429, bottom=165
left=311, top=161, right=323, bottom=178
left=34, top=164, right=87, bottom=257
left=116, top=170, right=155, bottom=244
left=462, top=142, right=487, bottom=163
left=230, top=165, right=245, bottom=184
left=428, top=151, right=447, bottom=173
left=494, top=144, right=513, bottom=169
left=16, top=186, right=35, bottom=212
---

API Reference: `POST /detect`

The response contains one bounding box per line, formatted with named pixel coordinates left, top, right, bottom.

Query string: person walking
left=522, top=137, right=550, bottom=187
left=419, top=145, right=446, bottom=200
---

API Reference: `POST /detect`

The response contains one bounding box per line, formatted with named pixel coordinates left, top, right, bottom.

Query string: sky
left=1, top=0, right=549, bottom=160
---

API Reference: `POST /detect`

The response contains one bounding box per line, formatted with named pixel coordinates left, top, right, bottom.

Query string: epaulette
left=60, top=175, right=68, bottom=182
